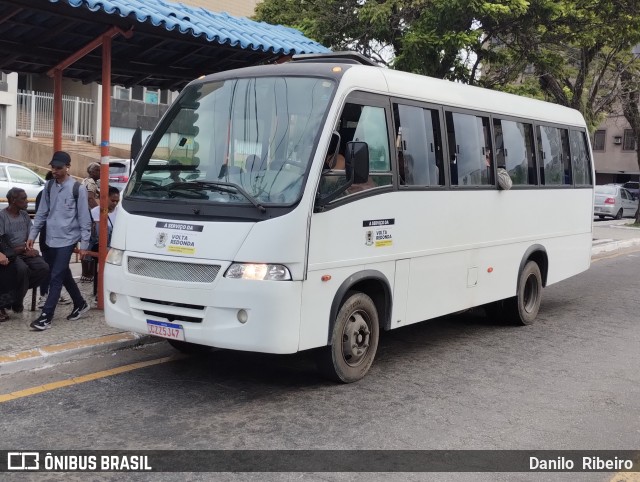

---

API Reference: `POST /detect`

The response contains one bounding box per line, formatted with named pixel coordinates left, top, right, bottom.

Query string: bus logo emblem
left=155, top=232, right=168, bottom=248
left=365, top=230, right=374, bottom=246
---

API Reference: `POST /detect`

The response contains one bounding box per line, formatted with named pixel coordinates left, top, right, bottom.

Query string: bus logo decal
left=155, top=232, right=168, bottom=248
left=363, top=218, right=395, bottom=227
left=365, top=230, right=374, bottom=246
left=155, top=221, right=204, bottom=232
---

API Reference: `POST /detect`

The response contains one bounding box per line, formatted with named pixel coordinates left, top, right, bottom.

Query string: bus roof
left=195, top=61, right=586, bottom=128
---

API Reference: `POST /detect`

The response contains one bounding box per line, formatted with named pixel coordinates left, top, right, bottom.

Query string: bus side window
left=446, top=111, right=492, bottom=186
left=332, top=103, right=392, bottom=196
left=569, top=130, right=592, bottom=186
left=537, top=125, right=572, bottom=186
left=394, top=103, right=443, bottom=187
left=493, top=118, right=537, bottom=185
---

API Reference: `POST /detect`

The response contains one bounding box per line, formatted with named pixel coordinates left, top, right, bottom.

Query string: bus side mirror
left=345, top=141, right=369, bottom=184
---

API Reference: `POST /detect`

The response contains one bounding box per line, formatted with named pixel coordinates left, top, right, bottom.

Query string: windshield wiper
left=168, top=181, right=237, bottom=195
left=173, top=181, right=266, bottom=213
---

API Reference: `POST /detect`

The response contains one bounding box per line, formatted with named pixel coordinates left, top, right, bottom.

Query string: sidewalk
left=1, top=220, right=640, bottom=375
left=0, top=259, right=153, bottom=375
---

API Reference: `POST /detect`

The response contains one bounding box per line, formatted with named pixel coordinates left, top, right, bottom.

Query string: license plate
left=147, top=320, right=185, bottom=341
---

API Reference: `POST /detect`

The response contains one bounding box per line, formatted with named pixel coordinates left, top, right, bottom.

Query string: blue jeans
left=42, top=244, right=84, bottom=316
left=40, top=243, right=52, bottom=296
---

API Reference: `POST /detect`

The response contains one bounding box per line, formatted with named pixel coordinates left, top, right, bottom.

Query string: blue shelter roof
left=56, top=0, right=330, bottom=56
left=0, top=0, right=330, bottom=90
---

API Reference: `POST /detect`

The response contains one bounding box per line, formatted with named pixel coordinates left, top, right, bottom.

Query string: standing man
left=27, top=151, right=92, bottom=330
left=0, top=188, right=49, bottom=314
left=82, top=162, right=101, bottom=209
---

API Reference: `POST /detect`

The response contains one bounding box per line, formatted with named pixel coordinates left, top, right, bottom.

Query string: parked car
left=594, top=185, right=637, bottom=219
left=108, top=158, right=131, bottom=191
left=622, top=181, right=639, bottom=199
left=0, top=162, right=46, bottom=213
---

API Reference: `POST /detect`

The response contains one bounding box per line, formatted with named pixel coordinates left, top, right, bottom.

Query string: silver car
left=0, top=162, right=46, bottom=213
left=594, top=185, right=637, bottom=219
left=108, top=158, right=131, bottom=191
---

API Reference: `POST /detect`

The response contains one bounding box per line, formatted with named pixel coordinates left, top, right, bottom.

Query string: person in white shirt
left=89, top=186, right=120, bottom=252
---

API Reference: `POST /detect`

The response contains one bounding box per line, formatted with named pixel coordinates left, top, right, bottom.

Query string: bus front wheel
left=486, top=261, right=542, bottom=326
left=317, top=291, right=380, bottom=383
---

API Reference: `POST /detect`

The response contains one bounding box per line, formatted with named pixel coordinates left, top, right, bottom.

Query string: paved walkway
left=1, top=219, right=639, bottom=374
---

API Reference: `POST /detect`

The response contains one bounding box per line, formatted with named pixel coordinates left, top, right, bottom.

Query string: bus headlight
left=224, top=263, right=292, bottom=281
left=106, top=248, right=124, bottom=266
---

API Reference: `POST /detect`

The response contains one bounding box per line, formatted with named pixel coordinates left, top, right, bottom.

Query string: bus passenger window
left=446, top=111, right=492, bottom=186
left=493, top=118, right=537, bottom=185
left=394, top=104, right=444, bottom=186
left=538, top=126, right=572, bottom=186
left=569, top=130, right=592, bottom=186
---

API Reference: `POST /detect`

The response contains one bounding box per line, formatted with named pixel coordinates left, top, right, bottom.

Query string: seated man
left=323, top=151, right=345, bottom=170
left=0, top=188, right=49, bottom=313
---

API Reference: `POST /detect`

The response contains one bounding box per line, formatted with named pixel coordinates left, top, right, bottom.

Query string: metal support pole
left=97, top=35, right=112, bottom=311
left=29, top=90, right=35, bottom=139
left=53, top=70, right=63, bottom=151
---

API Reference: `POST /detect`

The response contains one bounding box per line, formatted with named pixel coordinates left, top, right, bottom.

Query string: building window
left=131, top=85, right=144, bottom=102
left=593, top=130, right=605, bottom=151
left=623, top=129, right=637, bottom=151
left=145, top=89, right=159, bottom=104
left=114, top=85, right=130, bottom=100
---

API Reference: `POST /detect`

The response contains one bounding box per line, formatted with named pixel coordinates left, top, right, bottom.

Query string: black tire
left=615, top=208, right=623, bottom=220
left=317, top=292, right=380, bottom=383
left=167, top=339, right=211, bottom=355
left=485, top=261, right=542, bottom=326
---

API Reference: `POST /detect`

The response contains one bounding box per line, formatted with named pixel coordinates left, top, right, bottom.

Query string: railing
left=16, top=90, right=94, bottom=142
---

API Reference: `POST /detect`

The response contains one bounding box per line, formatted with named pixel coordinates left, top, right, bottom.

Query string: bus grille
left=127, top=257, right=220, bottom=283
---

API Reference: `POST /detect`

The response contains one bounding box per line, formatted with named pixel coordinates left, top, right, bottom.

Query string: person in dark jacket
left=27, top=151, right=92, bottom=330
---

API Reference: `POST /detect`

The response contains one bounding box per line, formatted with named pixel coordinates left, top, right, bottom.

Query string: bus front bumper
left=103, top=263, right=302, bottom=354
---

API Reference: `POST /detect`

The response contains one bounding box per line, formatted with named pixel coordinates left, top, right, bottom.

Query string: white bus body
left=104, top=55, right=594, bottom=382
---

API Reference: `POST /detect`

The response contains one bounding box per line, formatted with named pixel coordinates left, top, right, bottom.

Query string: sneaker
left=67, top=301, right=90, bottom=321
left=30, top=312, right=52, bottom=331
left=58, top=295, right=72, bottom=305
left=37, top=296, right=47, bottom=309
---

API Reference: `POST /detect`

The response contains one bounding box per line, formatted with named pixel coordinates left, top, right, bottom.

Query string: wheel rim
left=341, top=310, right=372, bottom=367
left=522, top=273, right=540, bottom=313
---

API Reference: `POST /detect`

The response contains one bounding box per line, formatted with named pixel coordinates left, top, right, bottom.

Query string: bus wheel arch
left=486, top=246, right=547, bottom=325
left=318, top=271, right=391, bottom=383
left=520, top=245, right=548, bottom=289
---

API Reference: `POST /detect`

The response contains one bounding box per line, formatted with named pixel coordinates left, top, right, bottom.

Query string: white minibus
left=104, top=53, right=594, bottom=382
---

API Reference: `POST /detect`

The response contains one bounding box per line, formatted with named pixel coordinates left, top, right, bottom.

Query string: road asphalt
left=1, top=219, right=639, bottom=376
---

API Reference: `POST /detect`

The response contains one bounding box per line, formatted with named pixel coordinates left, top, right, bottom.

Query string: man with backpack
left=27, top=151, right=92, bottom=330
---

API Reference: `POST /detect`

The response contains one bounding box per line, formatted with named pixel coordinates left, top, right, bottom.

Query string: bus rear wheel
left=167, top=339, right=211, bottom=355
left=486, top=261, right=542, bottom=326
left=317, top=292, right=380, bottom=383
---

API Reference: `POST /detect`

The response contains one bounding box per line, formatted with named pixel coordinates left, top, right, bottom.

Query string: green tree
left=489, top=0, right=640, bottom=131
left=254, top=0, right=529, bottom=82
left=619, top=58, right=640, bottom=223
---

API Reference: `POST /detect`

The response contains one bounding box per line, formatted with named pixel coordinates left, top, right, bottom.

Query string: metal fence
left=16, top=90, right=94, bottom=142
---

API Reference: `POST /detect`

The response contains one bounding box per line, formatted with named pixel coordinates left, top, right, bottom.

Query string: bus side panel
left=299, top=261, right=396, bottom=351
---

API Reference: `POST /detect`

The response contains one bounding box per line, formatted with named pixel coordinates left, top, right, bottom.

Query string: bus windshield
left=126, top=76, right=336, bottom=206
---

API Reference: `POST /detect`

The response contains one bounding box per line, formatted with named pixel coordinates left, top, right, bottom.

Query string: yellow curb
left=40, top=332, right=138, bottom=355
left=0, top=349, right=41, bottom=364
left=0, top=356, right=177, bottom=403
left=0, top=332, right=140, bottom=365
